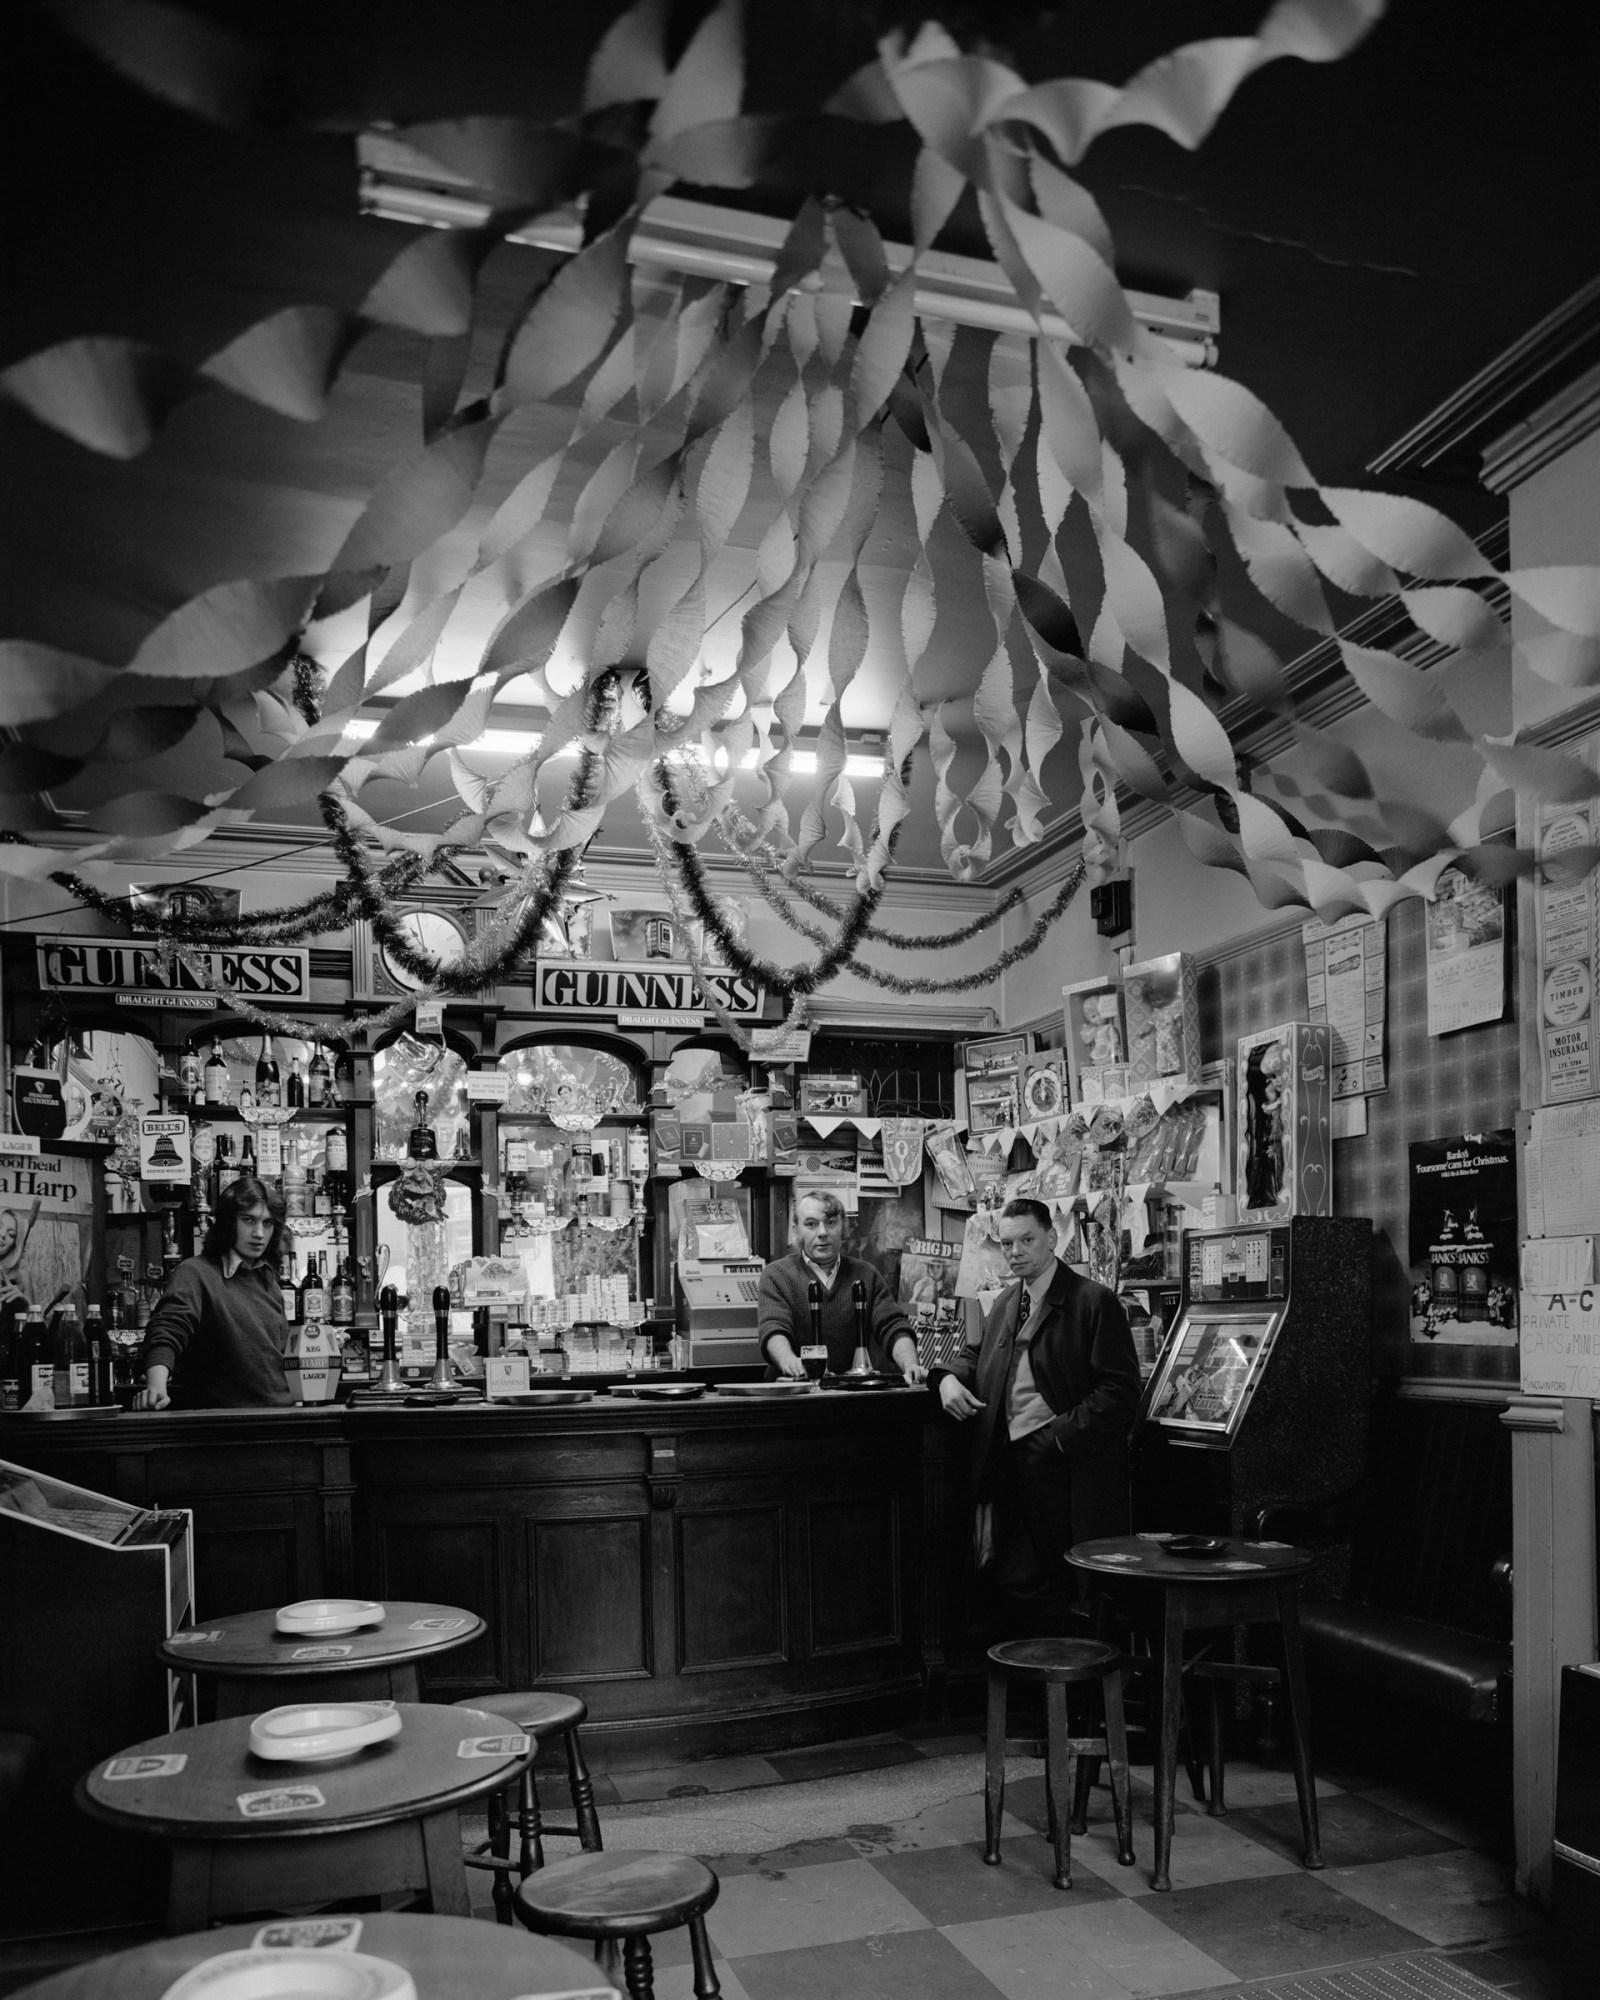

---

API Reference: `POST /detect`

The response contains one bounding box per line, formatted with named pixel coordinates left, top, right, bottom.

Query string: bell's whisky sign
left=37, top=937, right=311, bottom=1004
left=533, top=960, right=765, bottom=1018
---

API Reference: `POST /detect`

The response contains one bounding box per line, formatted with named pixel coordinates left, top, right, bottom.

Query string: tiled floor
left=463, top=1728, right=1562, bottom=2000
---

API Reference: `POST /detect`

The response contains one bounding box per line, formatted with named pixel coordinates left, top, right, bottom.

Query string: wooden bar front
left=1, top=1396, right=979, bottom=1766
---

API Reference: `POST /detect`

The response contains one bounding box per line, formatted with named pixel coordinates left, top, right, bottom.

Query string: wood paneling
left=808, top=1494, right=900, bottom=1655
left=677, top=1505, right=787, bottom=1673
left=531, top=1515, right=651, bottom=1682
left=373, top=1520, right=502, bottom=1689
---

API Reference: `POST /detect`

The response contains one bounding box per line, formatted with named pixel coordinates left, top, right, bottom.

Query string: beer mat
left=251, top=1917, right=362, bottom=1951
left=237, top=1785, right=327, bottom=1818
left=289, top=1643, right=354, bottom=1660
left=457, top=1733, right=530, bottom=1758
left=104, top=1754, right=187, bottom=1780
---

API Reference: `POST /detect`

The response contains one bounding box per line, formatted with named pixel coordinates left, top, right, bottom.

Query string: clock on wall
left=353, top=908, right=474, bottom=1001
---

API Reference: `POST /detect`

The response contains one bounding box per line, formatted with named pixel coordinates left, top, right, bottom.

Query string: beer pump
left=430, top=1284, right=454, bottom=1391
left=807, top=1280, right=823, bottom=1354
left=376, top=1285, right=403, bottom=1394
left=845, top=1278, right=874, bottom=1377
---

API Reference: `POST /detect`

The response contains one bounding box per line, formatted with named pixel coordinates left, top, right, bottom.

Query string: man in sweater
left=136, top=1177, right=292, bottom=1409
left=759, top=1190, right=926, bottom=1382
left=939, top=1197, right=1140, bottom=1633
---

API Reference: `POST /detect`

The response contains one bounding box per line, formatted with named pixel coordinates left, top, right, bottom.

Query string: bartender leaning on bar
left=758, top=1189, right=926, bottom=1382
left=134, top=1177, right=293, bottom=1410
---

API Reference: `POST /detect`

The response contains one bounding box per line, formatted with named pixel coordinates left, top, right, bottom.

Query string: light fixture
left=358, top=137, right=1221, bottom=368
left=341, top=719, right=543, bottom=756
left=341, top=715, right=888, bottom=778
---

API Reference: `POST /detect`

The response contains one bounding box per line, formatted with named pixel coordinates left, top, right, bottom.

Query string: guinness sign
left=534, top=960, right=765, bottom=1018
left=38, top=937, right=311, bottom=1003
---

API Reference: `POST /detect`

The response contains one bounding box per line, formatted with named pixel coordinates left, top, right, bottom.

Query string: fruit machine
left=1133, top=1214, right=1371, bottom=1537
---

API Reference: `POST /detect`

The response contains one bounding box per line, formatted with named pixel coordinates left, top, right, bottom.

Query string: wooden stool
left=454, top=1692, right=603, bottom=1925
left=986, top=1637, right=1135, bottom=1889
left=514, top=1849, right=721, bottom=1999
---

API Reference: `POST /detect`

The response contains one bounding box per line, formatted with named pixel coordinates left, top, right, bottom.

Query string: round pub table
left=10, top=1911, right=607, bottom=1999
left=1067, top=1534, right=1321, bottom=1892
left=76, top=1702, right=534, bottom=1932
left=158, top=1601, right=486, bottom=1717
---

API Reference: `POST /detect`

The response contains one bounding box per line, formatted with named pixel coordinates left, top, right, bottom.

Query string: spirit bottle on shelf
left=325, top=1120, right=348, bottom=1176
left=255, top=1118, right=282, bottom=1183
left=239, top=1132, right=258, bottom=1180
left=84, top=1306, right=111, bottom=1406
left=332, top=1048, right=354, bottom=1106
left=255, top=1035, right=280, bottom=1110
left=307, top=1043, right=331, bottom=1108
left=213, top=1133, right=237, bottom=1202
left=179, top=1045, right=202, bottom=1104
left=299, top=1253, right=328, bottom=1325
left=406, top=1091, right=439, bottom=1162
left=330, top=1255, right=354, bottom=1327
left=203, top=1043, right=229, bottom=1105
left=279, top=1245, right=300, bottom=1322
left=20, top=1308, right=54, bottom=1412
left=161, top=1211, right=181, bottom=1281
left=283, top=1134, right=308, bottom=1217
left=53, top=1307, right=89, bottom=1408
left=286, top=1054, right=306, bottom=1110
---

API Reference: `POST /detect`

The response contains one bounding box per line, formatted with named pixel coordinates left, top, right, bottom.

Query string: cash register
left=674, top=1195, right=764, bottom=1368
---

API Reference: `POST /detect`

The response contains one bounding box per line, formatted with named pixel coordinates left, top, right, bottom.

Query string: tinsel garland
left=662, top=831, right=1086, bottom=997
left=723, top=836, right=1089, bottom=996
left=718, top=804, right=1025, bottom=950
left=45, top=853, right=430, bottom=945
left=652, top=764, right=888, bottom=997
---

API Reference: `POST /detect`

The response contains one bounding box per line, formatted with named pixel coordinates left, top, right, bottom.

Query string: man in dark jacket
left=940, top=1197, right=1140, bottom=1633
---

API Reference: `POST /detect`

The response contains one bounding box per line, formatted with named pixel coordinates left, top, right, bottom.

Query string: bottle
left=325, top=1121, right=348, bottom=1176
left=277, top=1243, right=298, bottom=1320
left=214, top=1132, right=237, bottom=1201
left=300, top=1253, right=327, bottom=1325
left=239, top=1131, right=257, bottom=1180
left=332, top=1048, right=354, bottom=1106
left=203, top=1043, right=229, bottom=1106
left=54, top=1308, right=89, bottom=1408
left=0, top=1296, right=24, bottom=1412
left=308, top=1043, right=331, bottom=1108
left=286, top=1055, right=306, bottom=1110
left=20, top=1308, right=54, bottom=1412
left=84, top=1305, right=111, bottom=1407
left=407, top=1091, right=438, bottom=1162
left=330, top=1254, right=354, bottom=1327
left=255, top=1118, right=282, bottom=1183
left=283, top=1134, right=308, bottom=1217
left=255, top=1035, right=281, bottom=1110
left=179, top=1045, right=202, bottom=1104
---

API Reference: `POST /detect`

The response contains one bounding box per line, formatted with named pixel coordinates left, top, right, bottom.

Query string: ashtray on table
left=275, top=1599, right=385, bottom=1637
left=1164, top=1534, right=1230, bottom=1558
left=247, top=1702, right=402, bottom=1762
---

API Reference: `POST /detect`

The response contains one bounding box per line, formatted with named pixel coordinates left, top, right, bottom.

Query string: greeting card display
left=1063, top=977, right=1127, bottom=1105
left=1236, top=1023, right=1331, bottom=1224
left=1121, top=953, right=1201, bottom=1089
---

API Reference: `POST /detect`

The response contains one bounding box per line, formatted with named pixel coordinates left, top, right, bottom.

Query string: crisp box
left=1236, top=1021, right=1332, bottom=1223
left=1121, top=952, right=1202, bottom=1089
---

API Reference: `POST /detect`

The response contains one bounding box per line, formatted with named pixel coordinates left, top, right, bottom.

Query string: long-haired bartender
left=135, top=1177, right=293, bottom=1409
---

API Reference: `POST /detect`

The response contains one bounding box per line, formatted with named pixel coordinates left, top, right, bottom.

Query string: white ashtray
left=161, top=1947, right=417, bottom=2000
left=248, top=1703, right=403, bottom=1763
left=275, top=1599, right=386, bottom=1637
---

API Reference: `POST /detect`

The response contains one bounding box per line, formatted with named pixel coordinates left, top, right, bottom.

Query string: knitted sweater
left=141, top=1253, right=291, bottom=1409
left=756, top=1252, right=916, bottom=1376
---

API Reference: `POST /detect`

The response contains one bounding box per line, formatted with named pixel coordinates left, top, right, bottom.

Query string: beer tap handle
left=377, top=1284, right=402, bottom=1393
left=430, top=1283, right=454, bottom=1390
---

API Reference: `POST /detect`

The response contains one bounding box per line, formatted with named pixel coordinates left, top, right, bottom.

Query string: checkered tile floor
left=462, top=1729, right=1558, bottom=2000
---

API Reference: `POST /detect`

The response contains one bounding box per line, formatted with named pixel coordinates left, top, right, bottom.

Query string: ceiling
left=3, top=1, right=1597, bottom=881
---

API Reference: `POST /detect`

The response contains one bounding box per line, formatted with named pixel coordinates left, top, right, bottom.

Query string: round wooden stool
left=454, top=1692, right=604, bottom=1924
left=513, top=1849, right=721, bottom=1999
left=986, top=1637, right=1135, bottom=1889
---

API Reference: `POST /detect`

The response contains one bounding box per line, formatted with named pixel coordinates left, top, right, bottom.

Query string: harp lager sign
left=38, top=937, right=311, bottom=1007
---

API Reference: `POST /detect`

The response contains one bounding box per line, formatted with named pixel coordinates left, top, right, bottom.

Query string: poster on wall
left=1534, top=734, right=1600, bottom=1103
left=1517, top=1235, right=1599, bottom=1400
left=1425, top=869, right=1506, bottom=1037
left=1302, top=912, right=1386, bottom=1099
left=0, top=1149, right=94, bottom=1318
left=1407, top=1133, right=1519, bottom=1347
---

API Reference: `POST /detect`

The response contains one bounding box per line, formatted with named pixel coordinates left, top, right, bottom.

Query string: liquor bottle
left=308, top=1043, right=331, bottom=1108
left=0, top=1295, right=24, bottom=1412
left=330, top=1254, right=354, bottom=1327
left=332, top=1048, right=354, bottom=1106
left=283, top=1133, right=308, bottom=1217
left=203, top=1042, right=229, bottom=1105
left=286, top=1055, right=306, bottom=1110
left=179, top=1045, right=202, bottom=1104
left=255, top=1118, right=282, bottom=1183
left=162, top=1211, right=181, bottom=1281
left=300, top=1253, right=327, bottom=1325
left=214, top=1132, right=237, bottom=1202
left=239, top=1131, right=258, bottom=1181
left=50, top=1306, right=87, bottom=1407
left=406, top=1091, right=438, bottom=1161
left=255, top=1035, right=281, bottom=1110
left=20, top=1308, right=54, bottom=1412
left=84, top=1305, right=112, bottom=1407
left=325, top=1120, right=348, bottom=1176
left=279, top=1245, right=299, bottom=1322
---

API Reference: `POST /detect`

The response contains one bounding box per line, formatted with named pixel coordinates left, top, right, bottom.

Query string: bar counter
left=0, top=1391, right=977, bottom=1766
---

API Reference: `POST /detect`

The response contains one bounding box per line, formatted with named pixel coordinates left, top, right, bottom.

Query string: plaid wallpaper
left=1196, top=896, right=1521, bottom=1374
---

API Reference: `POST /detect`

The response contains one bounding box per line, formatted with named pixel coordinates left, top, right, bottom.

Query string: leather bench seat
left=1298, top=1602, right=1509, bottom=1723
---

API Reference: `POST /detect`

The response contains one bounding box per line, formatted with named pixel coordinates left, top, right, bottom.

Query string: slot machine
left=1133, top=1215, right=1371, bottom=1536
